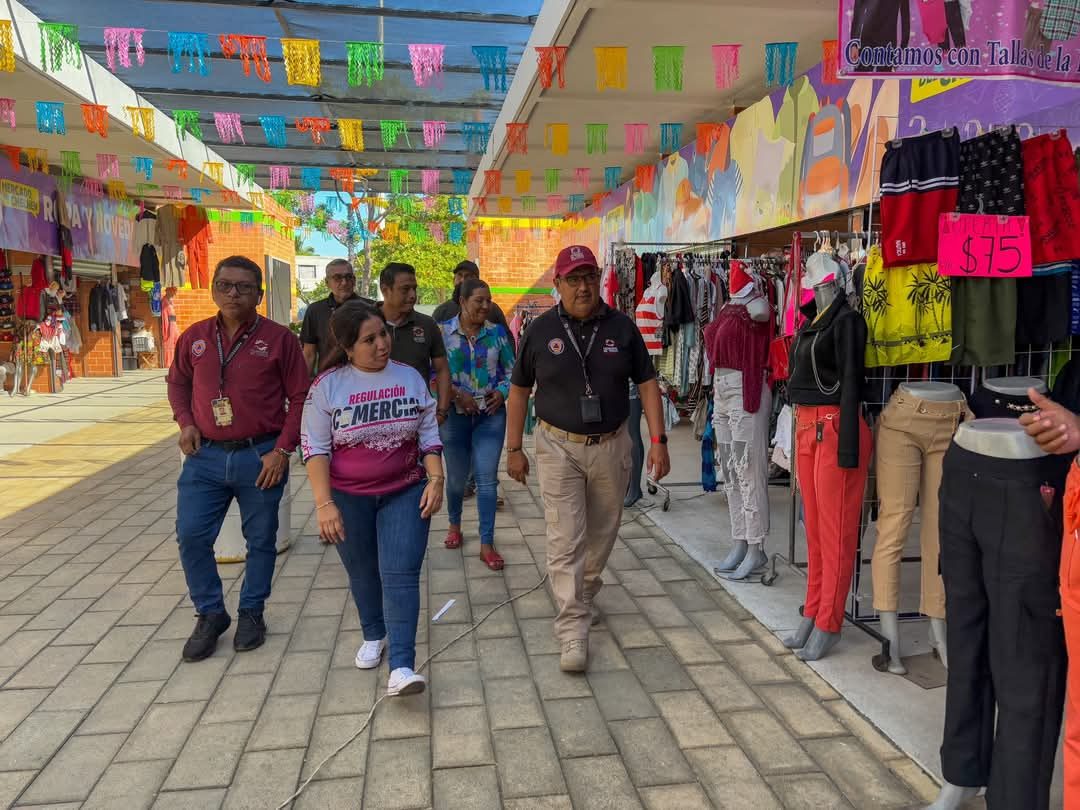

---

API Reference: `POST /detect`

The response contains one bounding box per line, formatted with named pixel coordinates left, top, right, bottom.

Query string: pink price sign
left=937, top=214, right=1033, bottom=279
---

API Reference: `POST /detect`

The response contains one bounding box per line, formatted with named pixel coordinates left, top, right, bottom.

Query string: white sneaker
left=387, top=667, right=426, bottom=697
left=354, top=639, right=386, bottom=670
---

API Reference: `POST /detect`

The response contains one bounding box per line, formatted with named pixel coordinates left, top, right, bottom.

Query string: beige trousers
left=536, top=422, right=632, bottom=642
left=871, top=390, right=970, bottom=619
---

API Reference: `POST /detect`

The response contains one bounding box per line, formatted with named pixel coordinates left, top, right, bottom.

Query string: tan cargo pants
left=871, top=389, right=970, bottom=619
left=535, top=421, right=632, bottom=642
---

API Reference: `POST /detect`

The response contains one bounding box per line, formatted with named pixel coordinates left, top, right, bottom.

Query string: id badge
left=580, top=394, right=603, bottom=424
left=211, top=397, right=234, bottom=427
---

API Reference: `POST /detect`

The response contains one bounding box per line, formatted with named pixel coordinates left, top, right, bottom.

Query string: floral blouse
left=439, top=316, right=516, bottom=404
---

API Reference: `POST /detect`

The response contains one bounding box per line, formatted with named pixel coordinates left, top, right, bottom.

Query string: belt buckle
left=585, top=434, right=601, bottom=446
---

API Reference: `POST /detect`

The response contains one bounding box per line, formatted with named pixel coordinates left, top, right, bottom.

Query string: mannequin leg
left=713, top=376, right=747, bottom=572
left=783, top=616, right=815, bottom=649
left=925, top=783, right=979, bottom=810
left=796, top=627, right=841, bottom=661
left=714, top=540, right=748, bottom=575
left=624, top=394, right=645, bottom=508
left=929, top=618, right=948, bottom=669
left=919, top=421, right=953, bottom=626
left=875, top=611, right=908, bottom=675
left=795, top=407, right=825, bottom=632
left=724, top=384, right=772, bottom=582
left=25, top=364, right=39, bottom=395
left=797, top=410, right=872, bottom=661
left=871, top=413, right=922, bottom=623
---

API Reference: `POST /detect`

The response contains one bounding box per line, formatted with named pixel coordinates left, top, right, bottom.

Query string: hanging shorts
left=1023, top=131, right=1080, bottom=266
left=950, top=128, right=1025, bottom=367
left=879, top=129, right=960, bottom=268
left=1017, top=265, right=1073, bottom=346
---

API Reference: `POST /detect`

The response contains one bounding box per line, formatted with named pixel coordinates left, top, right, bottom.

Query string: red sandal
left=444, top=529, right=463, bottom=549
left=480, top=546, right=504, bottom=571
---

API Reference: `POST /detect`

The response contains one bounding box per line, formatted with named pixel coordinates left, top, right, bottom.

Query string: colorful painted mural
left=587, top=64, right=1080, bottom=263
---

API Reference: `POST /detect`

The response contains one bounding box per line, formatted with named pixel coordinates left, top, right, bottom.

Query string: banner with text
left=0, top=162, right=142, bottom=265
left=938, top=214, right=1033, bottom=278
left=839, top=1, right=1080, bottom=84
left=0, top=162, right=60, bottom=255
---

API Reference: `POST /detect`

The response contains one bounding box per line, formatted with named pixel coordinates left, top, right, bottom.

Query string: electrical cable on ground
left=275, top=572, right=552, bottom=809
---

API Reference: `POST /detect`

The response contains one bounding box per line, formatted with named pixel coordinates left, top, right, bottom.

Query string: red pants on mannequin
left=796, top=405, right=872, bottom=633
left=1062, top=462, right=1080, bottom=809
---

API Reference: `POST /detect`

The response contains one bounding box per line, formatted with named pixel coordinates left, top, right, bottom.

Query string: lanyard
left=215, top=316, right=260, bottom=396
left=561, top=318, right=599, bottom=395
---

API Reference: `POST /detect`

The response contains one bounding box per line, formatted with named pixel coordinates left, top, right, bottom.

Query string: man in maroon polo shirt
left=167, top=255, right=310, bottom=662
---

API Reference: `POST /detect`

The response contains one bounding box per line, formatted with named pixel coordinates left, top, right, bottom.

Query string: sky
left=297, top=192, right=351, bottom=258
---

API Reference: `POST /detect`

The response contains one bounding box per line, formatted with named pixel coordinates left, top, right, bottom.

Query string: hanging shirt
left=635, top=282, right=667, bottom=356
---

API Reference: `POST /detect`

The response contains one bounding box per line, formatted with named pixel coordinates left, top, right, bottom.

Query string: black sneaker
left=181, top=612, right=231, bottom=662
left=234, top=609, right=267, bottom=652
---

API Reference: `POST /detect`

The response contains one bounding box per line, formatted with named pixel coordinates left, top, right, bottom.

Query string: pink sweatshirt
left=301, top=361, right=442, bottom=496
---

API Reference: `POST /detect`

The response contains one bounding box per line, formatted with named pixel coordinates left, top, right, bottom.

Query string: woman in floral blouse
left=438, top=279, right=516, bottom=570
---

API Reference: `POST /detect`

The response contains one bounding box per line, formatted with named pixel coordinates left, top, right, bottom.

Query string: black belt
left=205, top=432, right=280, bottom=452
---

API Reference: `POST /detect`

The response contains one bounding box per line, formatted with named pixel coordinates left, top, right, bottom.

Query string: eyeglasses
left=329, top=273, right=355, bottom=283
left=560, top=272, right=600, bottom=288
left=214, top=281, right=260, bottom=296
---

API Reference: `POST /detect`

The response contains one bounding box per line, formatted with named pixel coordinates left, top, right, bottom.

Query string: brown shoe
left=560, top=639, right=588, bottom=673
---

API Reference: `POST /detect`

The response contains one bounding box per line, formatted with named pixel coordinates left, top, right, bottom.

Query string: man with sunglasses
left=167, top=256, right=310, bottom=663
left=506, top=245, right=670, bottom=673
left=299, top=258, right=374, bottom=378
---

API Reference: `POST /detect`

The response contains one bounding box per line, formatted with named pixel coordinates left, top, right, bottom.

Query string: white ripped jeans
left=712, top=370, right=771, bottom=545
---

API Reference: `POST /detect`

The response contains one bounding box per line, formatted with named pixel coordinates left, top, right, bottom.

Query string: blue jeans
left=175, top=437, right=286, bottom=615
left=440, top=408, right=506, bottom=545
left=332, top=482, right=430, bottom=671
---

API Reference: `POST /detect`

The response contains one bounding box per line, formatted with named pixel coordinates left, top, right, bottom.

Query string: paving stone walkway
left=0, top=378, right=943, bottom=809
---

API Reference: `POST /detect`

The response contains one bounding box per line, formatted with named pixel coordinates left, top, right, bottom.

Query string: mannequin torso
left=899, top=381, right=964, bottom=402
left=984, top=376, right=1047, bottom=396
left=715, top=293, right=769, bottom=376
left=953, top=418, right=1046, bottom=459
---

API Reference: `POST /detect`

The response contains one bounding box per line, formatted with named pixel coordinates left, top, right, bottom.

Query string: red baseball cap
left=554, top=245, right=599, bottom=278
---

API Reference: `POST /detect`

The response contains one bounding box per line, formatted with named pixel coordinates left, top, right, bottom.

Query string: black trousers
left=939, top=444, right=1067, bottom=810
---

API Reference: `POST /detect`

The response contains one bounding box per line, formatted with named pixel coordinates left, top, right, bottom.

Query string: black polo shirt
left=299, top=293, right=374, bottom=367
left=380, top=307, right=446, bottom=381
left=512, top=302, right=655, bottom=435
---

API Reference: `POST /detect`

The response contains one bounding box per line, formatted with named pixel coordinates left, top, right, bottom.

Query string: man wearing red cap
left=505, top=245, right=670, bottom=673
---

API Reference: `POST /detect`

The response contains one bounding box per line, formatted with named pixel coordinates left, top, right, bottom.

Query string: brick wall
left=169, top=206, right=298, bottom=334
left=471, top=222, right=602, bottom=312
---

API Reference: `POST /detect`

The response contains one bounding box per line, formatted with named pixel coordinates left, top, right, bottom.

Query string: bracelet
left=316, top=501, right=334, bottom=509
left=507, top=447, right=523, bottom=454
left=427, top=475, right=445, bottom=484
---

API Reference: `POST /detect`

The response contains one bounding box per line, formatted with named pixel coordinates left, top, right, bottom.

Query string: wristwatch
left=651, top=434, right=668, bottom=445
left=275, top=447, right=292, bottom=459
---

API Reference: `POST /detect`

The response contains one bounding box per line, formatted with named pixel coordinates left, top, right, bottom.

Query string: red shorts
left=1023, top=131, right=1080, bottom=266
left=879, top=129, right=961, bottom=267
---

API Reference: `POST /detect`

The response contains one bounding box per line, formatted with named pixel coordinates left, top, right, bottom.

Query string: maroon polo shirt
left=166, top=313, right=310, bottom=451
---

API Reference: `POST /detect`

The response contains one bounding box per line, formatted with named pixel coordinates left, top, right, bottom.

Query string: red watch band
left=651, top=436, right=664, bottom=444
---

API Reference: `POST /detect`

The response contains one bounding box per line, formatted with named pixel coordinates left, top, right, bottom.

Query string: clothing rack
left=611, top=240, right=736, bottom=512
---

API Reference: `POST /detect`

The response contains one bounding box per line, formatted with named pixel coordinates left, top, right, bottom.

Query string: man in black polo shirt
left=379, top=262, right=452, bottom=425
left=505, top=245, right=670, bottom=673
left=299, top=259, right=374, bottom=377
left=432, top=260, right=514, bottom=350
